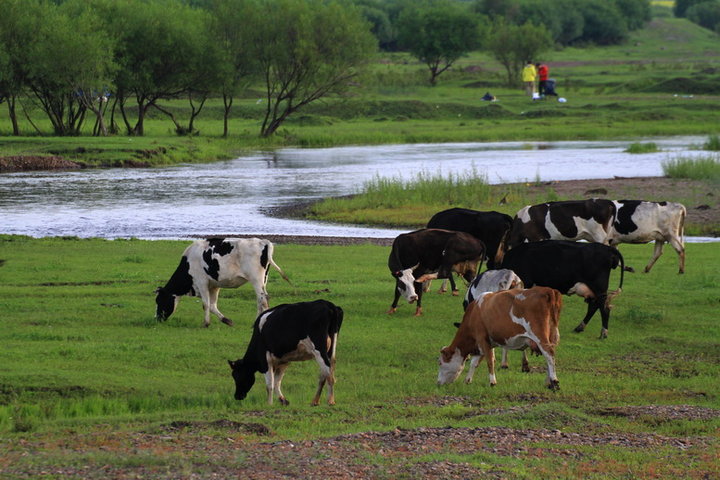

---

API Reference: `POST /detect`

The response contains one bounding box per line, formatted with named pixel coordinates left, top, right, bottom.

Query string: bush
left=662, top=154, right=720, bottom=179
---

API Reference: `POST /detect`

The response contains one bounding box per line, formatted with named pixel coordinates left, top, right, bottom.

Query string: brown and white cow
left=508, top=199, right=616, bottom=248
left=608, top=200, right=686, bottom=274
left=438, top=286, right=562, bottom=390
left=387, top=229, right=485, bottom=316
left=463, top=269, right=527, bottom=371
left=155, top=237, right=290, bottom=327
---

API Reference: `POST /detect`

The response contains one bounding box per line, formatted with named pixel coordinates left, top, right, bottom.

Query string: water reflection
left=0, top=137, right=713, bottom=240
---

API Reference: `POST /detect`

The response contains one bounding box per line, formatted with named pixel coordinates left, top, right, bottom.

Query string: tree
left=613, top=0, right=651, bottom=31
left=209, top=0, right=260, bottom=138
left=686, top=1, right=720, bottom=31
left=397, top=1, right=484, bottom=85
left=24, top=4, right=116, bottom=135
left=487, top=19, right=552, bottom=87
left=0, top=0, right=47, bottom=136
left=251, top=0, right=376, bottom=137
left=674, top=0, right=707, bottom=17
left=574, top=0, right=628, bottom=45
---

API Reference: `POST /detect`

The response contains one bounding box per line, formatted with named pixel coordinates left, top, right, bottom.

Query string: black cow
left=155, top=238, right=289, bottom=327
left=388, top=229, right=485, bottom=316
left=501, top=240, right=624, bottom=339
left=426, top=208, right=513, bottom=294
left=228, top=299, right=343, bottom=406
left=509, top=199, right=616, bottom=248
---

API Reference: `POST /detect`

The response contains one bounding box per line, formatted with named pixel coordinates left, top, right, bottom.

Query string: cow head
left=392, top=266, right=419, bottom=304
left=155, top=287, right=178, bottom=321
left=228, top=359, right=256, bottom=401
left=437, top=346, right=466, bottom=385
left=449, top=260, right=482, bottom=283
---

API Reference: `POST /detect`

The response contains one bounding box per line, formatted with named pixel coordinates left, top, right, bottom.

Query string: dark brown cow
left=388, top=229, right=485, bottom=316
left=438, top=286, right=562, bottom=390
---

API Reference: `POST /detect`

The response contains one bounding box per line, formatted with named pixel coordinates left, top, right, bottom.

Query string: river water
left=0, top=136, right=713, bottom=240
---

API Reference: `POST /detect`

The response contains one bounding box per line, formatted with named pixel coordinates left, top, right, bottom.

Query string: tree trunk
left=222, top=93, right=233, bottom=138
left=7, top=96, right=20, bottom=136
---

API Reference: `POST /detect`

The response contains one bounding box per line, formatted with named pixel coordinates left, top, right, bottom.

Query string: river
left=0, top=136, right=713, bottom=240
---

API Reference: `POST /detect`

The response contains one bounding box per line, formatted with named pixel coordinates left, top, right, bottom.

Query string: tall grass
left=662, top=154, right=720, bottom=180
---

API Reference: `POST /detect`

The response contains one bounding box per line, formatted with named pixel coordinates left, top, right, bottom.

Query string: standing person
left=537, top=62, right=549, bottom=97
left=522, top=60, right=537, bottom=98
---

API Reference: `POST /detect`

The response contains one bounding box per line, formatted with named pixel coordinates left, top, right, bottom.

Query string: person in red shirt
left=536, top=63, right=549, bottom=97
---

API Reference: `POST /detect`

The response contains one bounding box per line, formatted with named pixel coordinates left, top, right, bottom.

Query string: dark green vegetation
left=0, top=236, right=718, bottom=477
left=0, top=1, right=719, bottom=166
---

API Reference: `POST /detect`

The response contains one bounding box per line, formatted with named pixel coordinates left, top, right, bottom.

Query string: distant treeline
left=0, top=0, right=682, bottom=139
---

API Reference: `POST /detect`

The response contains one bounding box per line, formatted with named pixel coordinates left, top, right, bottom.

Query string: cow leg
left=537, top=343, right=559, bottom=390
left=251, top=280, right=270, bottom=316
left=464, top=354, right=483, bottom=384
left=668, top=235, right=686, bottom=274
left=449, top=275, right=459, bottom=296
left=414, top=281, right=424, bottom=316
left=388, top=280, right=402, bottom=314
left=573, top=298, right=600, bottom=334
left=520, top=350, right=530, bottom=373
left=643, top=240, right=665, bottom=273
left=486, top=348, right=497, bottom=387
left=500, top=348, right=509, bottom=369
left=264, top=368, right=276, bottom=405
left=273, top=363, right=291, bottom=406
left=309, top=342, right=335, bottom=406
left=598, top=294, right=611, bottom=339
left=206, top=287, right=233, bottom=326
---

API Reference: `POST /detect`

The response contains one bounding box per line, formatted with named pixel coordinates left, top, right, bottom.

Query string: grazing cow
left=438, top=286, right=562, bottom=390
left=426, top=208, right=513, bottom=294
left=508, top=199, right=616, bottom=248
left=463, top=269, right=527, bottom=371
left=387, top=229, right=485, bottom=316
left=228, top=299, right=343, bottom=406
left=155, top=237, right=289, bottom=327
left=501, top=240, right=624, bottom=339
left=608, top=200, right=686, bottom=274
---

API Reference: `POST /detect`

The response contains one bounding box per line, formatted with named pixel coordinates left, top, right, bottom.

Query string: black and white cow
left=509, top=199, right=616, bottom=248
left=501, top=240, right=624, bottom=339
left=608, top=200, right=686, bottom=274
left=155, top=238, right=289, bottom=327
left=426, top=208, right=513, bottom=294
left=387, top=229, right=485, bottom=316
left=228, top=299, right=343, bottom=406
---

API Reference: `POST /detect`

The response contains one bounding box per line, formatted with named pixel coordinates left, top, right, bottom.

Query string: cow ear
left=228, top=360, right=238, bottom=369
left=453, top=322, right=461, bottom=328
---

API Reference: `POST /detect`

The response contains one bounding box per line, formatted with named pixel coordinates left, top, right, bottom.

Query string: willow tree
left=251, top=0, right=376, bottom=137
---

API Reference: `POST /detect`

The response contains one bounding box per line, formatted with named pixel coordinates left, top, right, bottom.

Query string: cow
left=228, top=299, right=343, bottom=406
left=462, top=268, right=527, bottom=371
left=508, top=199, right=616, bottom=248
left=426, top=208, right=513, bottom=294
left=608, top=200, right=686, bottom=274
left=500, top=240, right=624, bottom=339
left=155, top=237, right=290, bottom=327
left=438, top=286, right=562, bottom=390
left=387, top=229, right=485, bottom=316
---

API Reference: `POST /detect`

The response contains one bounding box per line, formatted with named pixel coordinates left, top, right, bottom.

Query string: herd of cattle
left=155, top=198, right=686, bottom=404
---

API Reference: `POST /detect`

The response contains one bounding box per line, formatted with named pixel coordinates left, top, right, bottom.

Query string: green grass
left=662, top=154, right=720, bottom=180
left=625, top=142, right=659, bottom=153
left=0, top=236, right=718, bottom=477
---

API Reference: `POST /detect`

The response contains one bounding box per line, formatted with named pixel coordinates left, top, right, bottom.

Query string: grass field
left=0, top=236, right=718, bottom=477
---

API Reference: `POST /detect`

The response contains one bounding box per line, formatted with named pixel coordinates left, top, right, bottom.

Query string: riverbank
left=272, top=176, right=720, bottom=238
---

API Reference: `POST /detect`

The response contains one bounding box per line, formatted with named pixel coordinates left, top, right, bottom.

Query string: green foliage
left=625, top=142, right=659, bottom=153
left=487, top=19, right=553, bottom=87
left=704, top=134, right=720, bottom=151
left=662, top=154, right=720, bottom=180
left=397, top=1, right=485, bottom=85
left=686, top=0, right=720, bottom=31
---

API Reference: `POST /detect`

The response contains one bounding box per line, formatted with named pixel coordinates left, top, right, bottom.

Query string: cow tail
left=679, top=204, right=686, bottom=247
left=329, top=306, right=344, bottom=367
left=264, top=241, right=292, bottom=285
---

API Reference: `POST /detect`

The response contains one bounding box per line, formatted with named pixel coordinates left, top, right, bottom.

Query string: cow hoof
left=414, top=308, right=423, bottom=316
left=548, top=380, right=560, bottom=391
left=500, top=365, right=509, bottom=370
left=521, top=366, right=530, bottom=373
left=451, top=290, right=459, bottom=297
left=221, top=317, right=234, bottom=326
left=279, top=397, right=290, bottom=406
left=573, top=323, right=586, bottom=333
left=624, top=266, right=635, bottom=273
left=599, top=329, right=608, bottom=340
left=386, top=307, right=397, bottom=315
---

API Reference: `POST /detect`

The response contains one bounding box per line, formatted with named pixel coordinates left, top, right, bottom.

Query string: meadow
left=0, top=236, right=718, bottom=478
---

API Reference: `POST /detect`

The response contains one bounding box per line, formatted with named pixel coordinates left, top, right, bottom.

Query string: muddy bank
left=0, top=155, right=81, bottom=172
